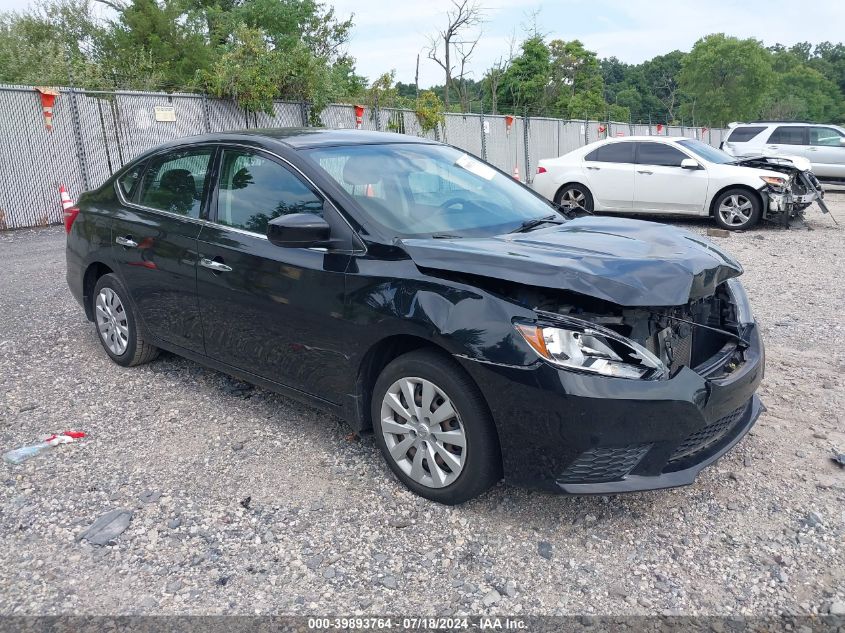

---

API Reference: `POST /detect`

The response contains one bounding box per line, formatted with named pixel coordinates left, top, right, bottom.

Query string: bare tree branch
left=425, top=0, right=485, bottom=109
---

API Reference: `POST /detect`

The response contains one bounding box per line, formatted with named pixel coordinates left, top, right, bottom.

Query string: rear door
left=764, top=126, right=809, bottom=161
left=582, top=141, right=635, bottom=210
left=111, top=145, right=213, bottom=353
left=195, top=146, right=353, bottom=397
left=633, top=142, right=709, bottom=213
left=807, top=126, right=845, bottom=178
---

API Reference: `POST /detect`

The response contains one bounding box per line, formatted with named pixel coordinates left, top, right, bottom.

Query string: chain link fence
left=0, top=83, right=727, bottom=230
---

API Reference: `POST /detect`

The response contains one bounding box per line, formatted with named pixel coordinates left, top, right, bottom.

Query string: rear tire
left=92, top=273, right=158, bottom=367
left=712, top=188, right=761, bottom=230
left=371, top=349, right=501, bottom=505
left=554, top=184, right=594, bottom=213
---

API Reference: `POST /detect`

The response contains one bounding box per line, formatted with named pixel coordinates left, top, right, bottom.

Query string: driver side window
left=216, top=149, right=323, bottom=234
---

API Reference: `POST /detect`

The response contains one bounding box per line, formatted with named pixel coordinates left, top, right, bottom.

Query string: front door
left=633, top=142, right=709, bottom=213
left=111, top=146, right=213, bottom=353
left=195, top=147, right=353, bottom=398
left=808, top=126, right=845, bottom=178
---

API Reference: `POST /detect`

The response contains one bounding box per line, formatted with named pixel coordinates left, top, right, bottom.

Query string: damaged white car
left=533, top=137, right=828, bottom=230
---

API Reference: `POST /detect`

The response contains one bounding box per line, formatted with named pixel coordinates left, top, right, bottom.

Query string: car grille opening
left=557, top=443, right=652, bottom=484
left=668, top=403, right=748, bottom=463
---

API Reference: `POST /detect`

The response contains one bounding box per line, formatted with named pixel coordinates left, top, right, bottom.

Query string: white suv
left=721, top=122, right=845, bottom=179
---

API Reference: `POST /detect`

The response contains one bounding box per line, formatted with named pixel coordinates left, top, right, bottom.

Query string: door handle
left=586, top=166, right=601, bottom=170
left=115, top=235, right=138, bottom=248
left=807, top=147, right=818, bottom=152
left=637, top=170, right=653, bottom=174
left=200, top=257, right=233, bottom=273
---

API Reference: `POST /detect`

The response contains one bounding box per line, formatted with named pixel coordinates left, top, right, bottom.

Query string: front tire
left=554, top=183, right=594, bottom=213
left=371, top=350, right=501, bottom=505
left=713, top=188, right=761, bottom=230
left=92, top=273, right=158, bottom=367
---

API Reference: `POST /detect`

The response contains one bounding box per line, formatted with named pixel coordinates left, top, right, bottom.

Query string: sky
left=2, top=0, right=844, bottom=87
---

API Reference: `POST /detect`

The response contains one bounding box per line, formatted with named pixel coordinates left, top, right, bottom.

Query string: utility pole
left=415, top=53, right=420, bottom=99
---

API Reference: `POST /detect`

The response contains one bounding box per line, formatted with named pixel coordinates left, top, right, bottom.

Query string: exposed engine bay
left=736, top=155, right=830, bottom=225
left=461, top=274, right=747, bottom=379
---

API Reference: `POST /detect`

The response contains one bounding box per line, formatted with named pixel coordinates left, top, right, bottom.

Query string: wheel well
left=708, top=185, right=762, bottom=217
left=553, top=181, right=591, bottom=204
left=82, top=262, right=113, bottom=321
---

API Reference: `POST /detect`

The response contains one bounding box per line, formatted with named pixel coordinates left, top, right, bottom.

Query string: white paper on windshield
left=455, top=153, right=496, bottom=181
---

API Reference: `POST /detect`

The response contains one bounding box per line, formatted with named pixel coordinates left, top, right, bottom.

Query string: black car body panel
left=66, top=129, right=765, bottom=496
left=401, top=216, right=743, bottom=306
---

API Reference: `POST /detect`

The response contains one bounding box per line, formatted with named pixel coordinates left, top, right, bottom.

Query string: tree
left=497, top=35, right=550, bottom=113
left=425, top=0, right=484, bottom=110
left=679, top=34, right=773, bottom=125
left=548, top=39, right=604, bottom=117
left=640, top=51, right=686, bottom=122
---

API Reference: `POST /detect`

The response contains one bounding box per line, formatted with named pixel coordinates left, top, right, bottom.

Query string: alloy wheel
left=559, top=187, right=587, bottom=211
left=717, top=194, right=753, bottom=227
left=95, top=287, right=129, bottom=355
left=380, top=377, right=466, bottom=489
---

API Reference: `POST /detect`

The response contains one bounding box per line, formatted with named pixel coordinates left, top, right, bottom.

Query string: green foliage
left=679, top=34, right=773, bottom=125
left=414, top=90, right=444, bottom=133
left=202, top=25, right=284, bottom=114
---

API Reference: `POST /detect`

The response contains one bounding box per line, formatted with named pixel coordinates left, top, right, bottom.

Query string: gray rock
left=231, top=442, right=244, bottom=451
left=481, top=589, right=501, bottom=607
left=388, top=517, right=411, bottom=528
left=167, top=517, right=181, bottom=529
left=829, top=601, right=845, bottom=616
left=306, top=555, right=323, bottom=570
left=504, top=580, right=517, bottom=598
left=165, top=579, right=182, bottom=594
left=139, top=490, right=161, bottom=504
left=323, top=567, right=336, bottom=579
left=537, top=541, right=553, bottom=559
left=380, top=576, right=397, bottom=590
left=77, top=509, right=133, bottom=546
left=608, top=584, right=627, bottom=599
left=805, top=511, right=823, bottom=528
left=138, top=596, right=157, bottom=610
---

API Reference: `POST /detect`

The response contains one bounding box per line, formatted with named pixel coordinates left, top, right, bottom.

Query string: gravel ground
left=0, top=199, right=843, bottom=617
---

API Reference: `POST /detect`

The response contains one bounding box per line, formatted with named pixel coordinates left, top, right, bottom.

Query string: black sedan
left=65, top=129, right=764, bottom=504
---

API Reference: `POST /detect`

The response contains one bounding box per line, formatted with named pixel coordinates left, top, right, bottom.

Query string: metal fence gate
left=0, top=83, right=727, bottom=230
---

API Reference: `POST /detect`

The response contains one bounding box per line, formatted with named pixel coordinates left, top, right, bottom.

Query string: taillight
left=64, top=207, right=80, bottom=234
left=537, top=166, right=547, bottom=174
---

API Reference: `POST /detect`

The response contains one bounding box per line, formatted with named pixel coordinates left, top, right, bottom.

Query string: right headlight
left=514, top=316, right=666, bottom=380
left=726, top=278, right=753, bottom=324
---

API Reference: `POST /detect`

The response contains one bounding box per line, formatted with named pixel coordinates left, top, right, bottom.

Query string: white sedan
left=532, top=136, right=812, bottom=230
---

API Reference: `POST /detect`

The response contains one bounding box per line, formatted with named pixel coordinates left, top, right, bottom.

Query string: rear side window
left=767, top=126, right=807, bottom=145
left=809, top=126, right=844, bottom=146
left=139, top=148, right=213, bottom=218
left=585, top=142, right=635, bottom=163
left=216, top=149, right=323, bottom=234
left=636, top=142, right=687, bottom=167
left=117, top=162, right=145, bottom=199
left=726, top=126, right=766, bottom=143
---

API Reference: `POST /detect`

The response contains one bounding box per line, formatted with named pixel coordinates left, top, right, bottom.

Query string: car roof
left=211, top=128, right=438, bottom=149
left=590, top=136, right=693, bottom=143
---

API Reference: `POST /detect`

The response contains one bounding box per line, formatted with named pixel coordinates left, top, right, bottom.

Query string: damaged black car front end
left=399, top=216, right=764, bottom=493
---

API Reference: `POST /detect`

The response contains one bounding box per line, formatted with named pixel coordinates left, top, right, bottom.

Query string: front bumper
left=456, top=324, right=765, bottom=494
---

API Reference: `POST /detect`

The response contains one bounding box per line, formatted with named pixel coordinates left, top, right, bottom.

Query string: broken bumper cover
left=456, top=324, right=764, bottom=494
left=763, top=171, right=828, bottom=220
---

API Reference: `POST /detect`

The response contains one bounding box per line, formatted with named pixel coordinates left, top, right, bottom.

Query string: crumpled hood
left=400, top=216, right=743, bottom=307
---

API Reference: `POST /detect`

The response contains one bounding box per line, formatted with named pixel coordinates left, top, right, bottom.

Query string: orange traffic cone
left=365, top=183, right=375, bottom=197
left=59, top=184, right=74, bottom=211
left=512, top=165, right=520, bottom=181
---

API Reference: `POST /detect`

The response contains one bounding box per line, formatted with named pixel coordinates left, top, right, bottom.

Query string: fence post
left=479, top=109, right=488, bottom=162
left=67, top=86, right=90, bottom=191
left=201, top=93, right=211, bottom=133
left=300, top=101, right=310, bottom=127
left=523, top=108, right=531, bottom=184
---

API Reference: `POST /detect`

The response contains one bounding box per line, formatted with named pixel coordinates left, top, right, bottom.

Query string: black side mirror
left=267, top=213, right=331, bottom=248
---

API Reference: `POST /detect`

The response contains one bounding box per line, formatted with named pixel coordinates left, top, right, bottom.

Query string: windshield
left=678, top=139, right=736, bottom=164
left=304, top=143, right=559, bottom=238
